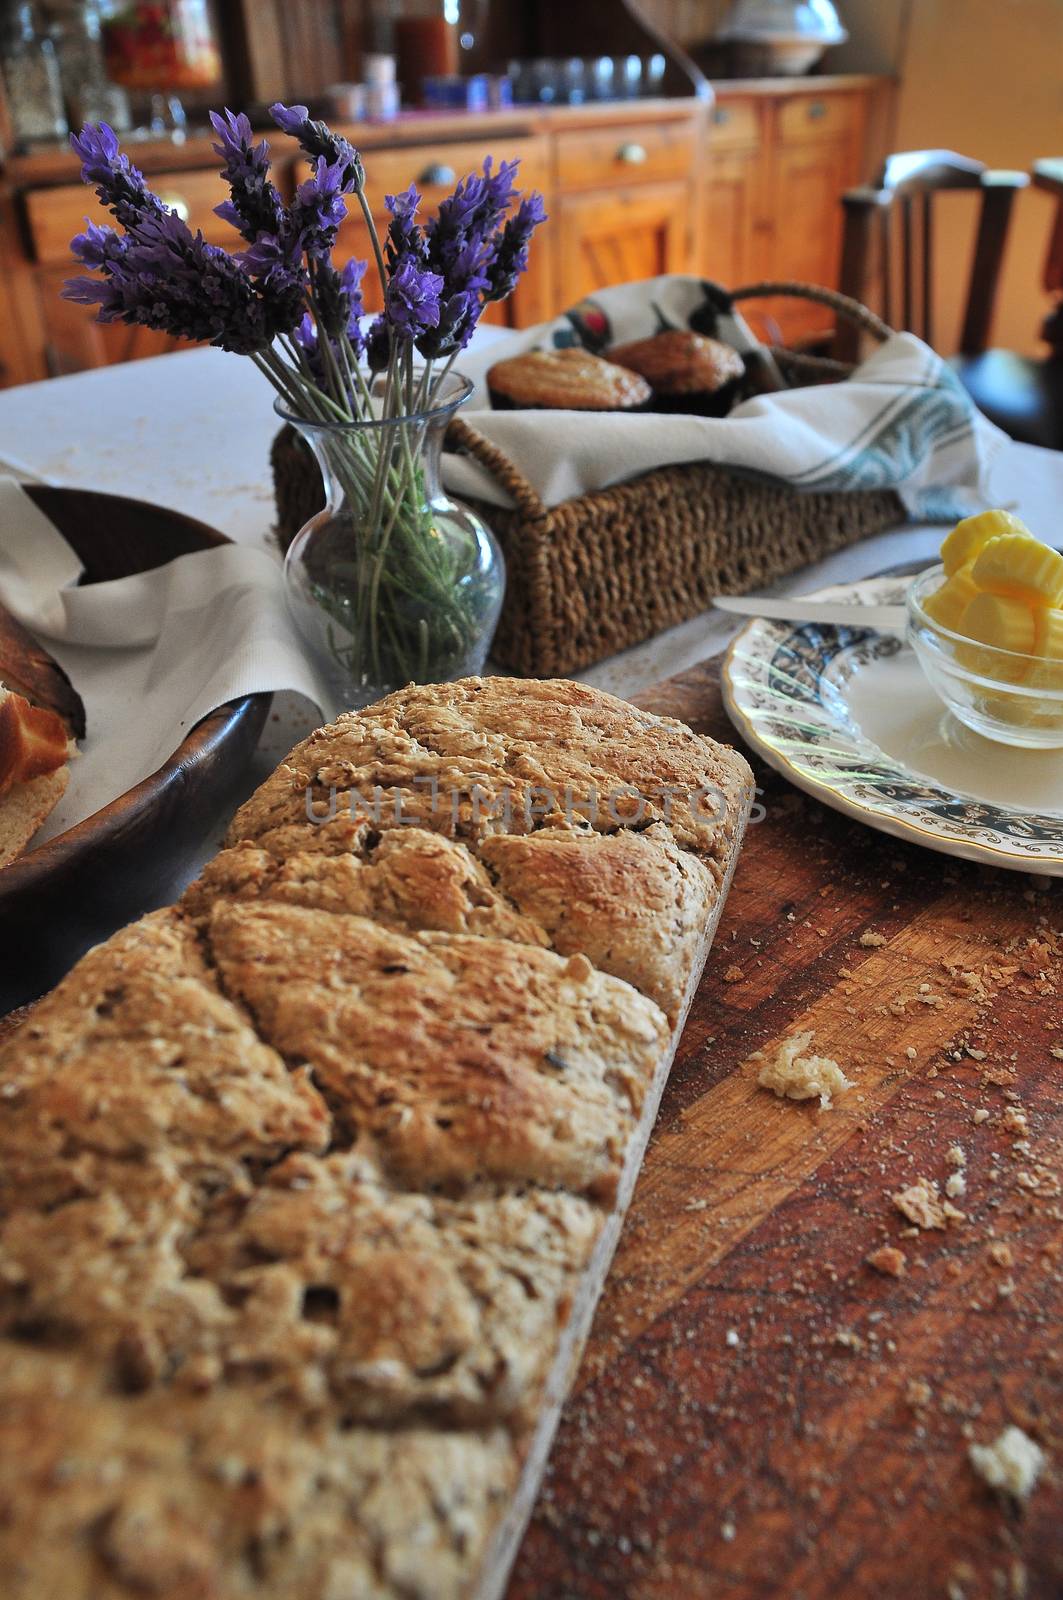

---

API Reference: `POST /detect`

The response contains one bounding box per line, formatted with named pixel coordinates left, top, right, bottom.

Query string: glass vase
left=280, top=372, right=505, bottom=718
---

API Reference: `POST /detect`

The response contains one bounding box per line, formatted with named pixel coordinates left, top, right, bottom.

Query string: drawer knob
left=808, top=101, right=827, bottom=121
left=159, top=193, right=190, bottom=223
left=616, top=141, right=647, bottom=165
left=416, top=162, right=457, bottom=186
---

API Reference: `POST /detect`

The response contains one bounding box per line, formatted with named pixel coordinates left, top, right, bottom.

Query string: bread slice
left=0, top=763, right=67, bottom=867
left=0, top=682, right=71, bottom=866
left=0, top=599, right=85, bottom=738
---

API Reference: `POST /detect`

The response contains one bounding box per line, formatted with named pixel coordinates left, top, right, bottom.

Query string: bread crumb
left=754, top=1030, right=853, bottom=1109
left=946, top=1145, right=966, bottom=1168
left=720, top=1520, right=736, bottom=1542
left=833, top=1327, right=864, bottom=1351
left=1002, top=1106, right=1029, bottom=1135
left=859, top=930, right=887, bottom=948
left=988, top=1241, right=1013, bottom=1268
left=969, top=1426, right=1046, bottom=1502
left=725, top=1328, right=740, bottom=1348
left=946, top=1172, right=967, bottom=1199
left=723, top=965, right=744, bottom=983
left=906, top=1377, right=933, bottom=1408
left=972, top=1109, right=990, bottom=1125
left=1050, top=1046, right=1063, bottom=1061
left=866, top=1245, right=906, bottom=1277
left=892, top=1176, right=962, bottom=1230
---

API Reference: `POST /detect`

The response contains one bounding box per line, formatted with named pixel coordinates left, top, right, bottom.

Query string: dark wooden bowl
left=0, top=488, right=272, bottom=1011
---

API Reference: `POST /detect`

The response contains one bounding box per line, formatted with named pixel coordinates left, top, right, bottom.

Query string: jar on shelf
left=394, top=0, right=457, bottom=105
left=54, top=1, right=131, bottom=132
left=1, top=1, right=67, bottom=146
left=99, top=0, right=220, bottom=93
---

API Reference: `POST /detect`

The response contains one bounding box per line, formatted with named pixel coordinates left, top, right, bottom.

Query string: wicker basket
left=271, top=283, right=906, bottom=677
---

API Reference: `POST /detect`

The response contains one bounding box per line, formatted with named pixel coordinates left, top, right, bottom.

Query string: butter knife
left=713, top=594, right=908, bottom=633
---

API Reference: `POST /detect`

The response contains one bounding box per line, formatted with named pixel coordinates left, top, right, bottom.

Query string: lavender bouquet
left=64, top=107, right=546, bottom=708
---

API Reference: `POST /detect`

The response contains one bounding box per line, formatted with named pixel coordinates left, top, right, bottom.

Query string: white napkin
left=0, top=477, right=330, bottom=846
left=441, top=274, right=1007, bottom=520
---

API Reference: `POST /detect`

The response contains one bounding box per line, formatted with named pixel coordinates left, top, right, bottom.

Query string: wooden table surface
left=506, top=656, right=1062, bottom=1600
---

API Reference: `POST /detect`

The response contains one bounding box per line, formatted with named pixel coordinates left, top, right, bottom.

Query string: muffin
left=606, top=330, right=745, bottom=417
left=486, top=347, right=652, bottom=412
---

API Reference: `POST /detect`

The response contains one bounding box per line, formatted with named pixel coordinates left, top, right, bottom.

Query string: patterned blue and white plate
left=722, top=576, right=1063, bottom=875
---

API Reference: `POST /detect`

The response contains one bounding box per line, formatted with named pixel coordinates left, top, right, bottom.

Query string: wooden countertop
left=2, top=76, right=886, bottom=188
left=712, top=72, right=888, bottom=97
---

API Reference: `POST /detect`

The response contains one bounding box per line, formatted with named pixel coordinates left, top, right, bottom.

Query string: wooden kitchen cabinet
left=555, top=183, right=691, bottom=307
left=0, top=79, right=883, bottom=386
left=551, top=106, right=699, bottom=311
left=700, top=82, right=874, bottom=346
left=763, top=133, right=855, bottom=338
left=700, top=145, right=765, bottom=289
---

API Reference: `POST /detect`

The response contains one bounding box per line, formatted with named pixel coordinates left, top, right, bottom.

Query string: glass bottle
left=1, top=1, right=67, bottom=145
left=54, top=1, right=131, bottom=132
left=100, top=0, right=219, bottom=139
left=100, top=0, right=219, bottom=91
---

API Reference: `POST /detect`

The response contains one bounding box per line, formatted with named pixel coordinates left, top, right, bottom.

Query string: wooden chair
left=837, top=149, right=1063, bottom=451
left=1033, top=158, right=1063, bottom=354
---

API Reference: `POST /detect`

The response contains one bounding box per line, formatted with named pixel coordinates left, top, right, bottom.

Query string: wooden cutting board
left=505, top=655, right=1062, bottom=1600
left=2, top=654, right=1059, bottom=1599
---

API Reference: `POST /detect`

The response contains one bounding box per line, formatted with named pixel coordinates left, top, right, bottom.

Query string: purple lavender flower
left=383, top=184, right=428, bottom=272
left=237, top=226, right=305, bottom=291
left=289, top=263, right=367, bottom=400
left=364, top=315, right=391, bottom=374
left=415, top=236, right=491, bottom=359
left=291, top=309, right=335, bottom=392
left=385, top=256, right=444, bottom=340
left=485, top=191, right=547, bottom=303
left=339, top=257, right=368, bottom=347
left=290, top=156, right=350, bottom=260
left=426, top=156, right=520, bottom=276
left=70, top=122, right=167, bottom=231
left=210, top=107, right=285, bottom=243
left=69, top=218, right=127, bottom=270
left=270, top=102, right=310, bottom=136
left=313, top=256, right=368, bottom=358
left=67, top=113, right=545, bottom=397
left=64, top=206, right=299, bottom=354
left=269, top=103, right=364, bottom=194
left=411, top=155, right=539, bottom=356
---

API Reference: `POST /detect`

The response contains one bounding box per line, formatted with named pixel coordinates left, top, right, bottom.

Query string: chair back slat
left=837, top=148, right=1028, bottom=362
left=880, top=204, right=892, bottom=333
left=921, top=190, right=934, bottom=348
left=901, top=196, right=914, bottom=333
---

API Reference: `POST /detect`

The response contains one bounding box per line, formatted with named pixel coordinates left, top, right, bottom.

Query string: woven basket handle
left=445, top=414, right=550, bottom=521
left=731, top=281, right=893, bottom=342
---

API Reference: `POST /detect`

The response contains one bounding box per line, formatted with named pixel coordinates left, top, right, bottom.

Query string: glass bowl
left=907, top=565, right=1063, bottom=748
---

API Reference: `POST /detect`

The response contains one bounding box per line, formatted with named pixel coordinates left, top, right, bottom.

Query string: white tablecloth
left=1, top=338, right=1060, bottom=750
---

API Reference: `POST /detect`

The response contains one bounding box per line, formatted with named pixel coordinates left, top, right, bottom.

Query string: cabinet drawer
left=355, top=136, right=548, bottom=213
left=555, top=119, right=697, bottom=193
left=25, top=168, right=233, bottom=265
left=776, top=92, right=860, bottom=146
left=708, top=98, right=760, bottom=151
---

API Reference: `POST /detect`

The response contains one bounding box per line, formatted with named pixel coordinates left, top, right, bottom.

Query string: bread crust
left=0, top=676, right=753, bottom=1599
left=0, top=762, right=68, bottom=867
